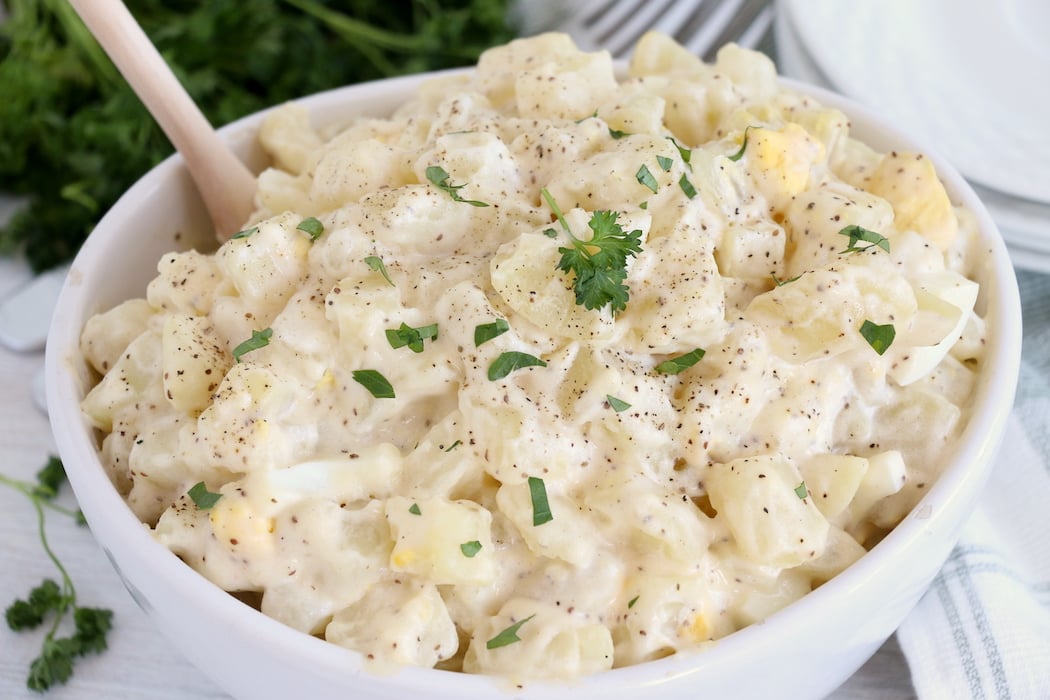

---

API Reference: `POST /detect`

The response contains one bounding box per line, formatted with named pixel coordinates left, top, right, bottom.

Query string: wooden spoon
left=68, top=0, right=256, bottom=240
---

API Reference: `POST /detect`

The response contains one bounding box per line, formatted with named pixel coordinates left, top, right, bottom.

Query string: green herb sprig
left=1, top=457, right=113, bottom=692
left=542, top=188, right=643, bottom=315
left=425, top=166, right=489, bottom=206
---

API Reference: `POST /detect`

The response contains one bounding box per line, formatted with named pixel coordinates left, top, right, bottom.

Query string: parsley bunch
left=2, top=457, right=113, bottom=692
left=0, top=0, right=514, bottom=271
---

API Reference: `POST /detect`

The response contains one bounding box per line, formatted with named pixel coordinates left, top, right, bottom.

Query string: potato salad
left=79, top=31, right=987, bottom=679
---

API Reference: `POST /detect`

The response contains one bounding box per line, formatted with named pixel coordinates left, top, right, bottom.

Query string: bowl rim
left=44, top=65, right=1023, bottom=697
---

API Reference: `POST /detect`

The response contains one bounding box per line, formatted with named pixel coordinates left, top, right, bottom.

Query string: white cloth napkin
left=897, top=270, right=1050, bottom=700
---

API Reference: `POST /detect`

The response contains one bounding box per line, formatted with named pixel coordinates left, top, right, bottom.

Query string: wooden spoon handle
left=68, top=0, right=256, bottom=240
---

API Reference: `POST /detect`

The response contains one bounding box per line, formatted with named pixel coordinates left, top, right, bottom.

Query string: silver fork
left=535, top=0, right=775, bottom=61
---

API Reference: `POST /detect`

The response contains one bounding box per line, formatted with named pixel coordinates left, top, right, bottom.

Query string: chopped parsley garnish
left=656, top=155, right=673, bottom=171
left=654, top=347, right=706, bottom=375
left=460, top=540, right=482, bottom=557
left=678, top=173, right=697, bottom=199
left=794, top=481, right=809, bottom=499
left=487, top=351, right=547, bottom=381
left=528, top=476, right=553, bottom=526
left=608, top=127, right=629, bottom=139
left=729, top=126, right=758, bottom=162
left=860, top=320, right=896, bottom=355
left=230, top=225, right=259, bottom=240
left=187, top=482, right=222, bottom=509
left=385, top=322, right=438, bottom=353
left=408, top=503, right=422, bottom=515
left=606, top=395, right=631, bottom=412
left=296, top=216, right=324, bottom=241
left=232, top=327, right=273, bottom=362
left=838, top=225, right=890, bottom=254
left=542, top=228, right=558, bottom=238
left=364, top=255, right=395, bottom=286
left=474, top=319, right=510, bottom=347
left=667, top=136, right=692, bottom=166
left=444, top=440, right=462, bottom=452
left=486, top=614, right=536, bottom=649
left=543, top=188, right=643, bottom=315
left=352, top=369, right=395, bottom=398
left=627, top=595, right=640, bottom=609
left=1, top=456, right=113, bottom=691
left=636, top=164, right=659, bottom=193
left=425, top=165, right=488, bottom=207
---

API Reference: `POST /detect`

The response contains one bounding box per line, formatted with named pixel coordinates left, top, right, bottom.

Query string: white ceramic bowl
left=45, top=68, right=1022, bottom=700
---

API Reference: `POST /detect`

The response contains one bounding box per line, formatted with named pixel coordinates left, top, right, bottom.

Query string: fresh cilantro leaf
left=487, top=351, right=547, bottom=381
left=352, top=369, right=395, bottom=398
left=425, top=165, right=488, bottom=206
left=838, top=225, right=890, bottom=254
left=460, top=540, right=482, bottom=557
left=654, top=347, right=706, bottom=375
left=636, top=164, right=659, bottom=193
left=860, top=320, right=896, bottom=355
left=364, top=256, right=395, bottom=286
left=486, top=614, right=536, bottom=649
left=606, top=395, right=631, bottom=412
left=187, top=482, right=222, bottom=509
left=544, top=189, right=643, bottom=315
left=232, top=328, right=273, bottom=363
left=528, top=476, right=553, bottom=526
left=474, top=319, right=510, bottom=347
left=385, top=322, right=438, bottom=353
left=297, top=216, right=324, bottom=241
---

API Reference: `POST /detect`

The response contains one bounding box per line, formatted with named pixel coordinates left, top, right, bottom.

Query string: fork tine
left=700, top=0, right=775, bottom=60
left=589, top=0, right=677, bottom=57
left=679, top=0, right=748, bottom=59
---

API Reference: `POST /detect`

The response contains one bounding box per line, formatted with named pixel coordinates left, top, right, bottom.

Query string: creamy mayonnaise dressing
left=80, top=31, right=985, bottom=679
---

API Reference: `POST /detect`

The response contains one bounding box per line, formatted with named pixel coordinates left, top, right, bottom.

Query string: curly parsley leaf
left=2, top=456, right=114, bottom=691
left=543, top=189, right=643, bottom=315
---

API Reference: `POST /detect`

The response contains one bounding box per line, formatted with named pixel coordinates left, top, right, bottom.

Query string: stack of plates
left=774, top=0, right=1050, bottom=272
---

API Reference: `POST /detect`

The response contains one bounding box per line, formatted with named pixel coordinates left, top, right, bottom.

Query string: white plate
left=782, top=0, right=1050, bottom=206
left=773, top=1, right=1050, bottom=273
